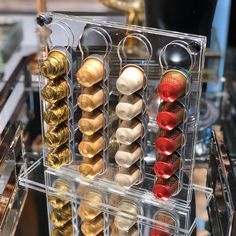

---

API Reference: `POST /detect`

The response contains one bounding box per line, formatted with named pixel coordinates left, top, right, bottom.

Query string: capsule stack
left=77, top=55, right=109, bottom=179
left=41, top=49, right=71, bottom=168
left=113, top=199, right=140, bottom=236
left=153, top=69, right=189, bottom=200
left=114, top=65, right=146, bottom=188
left=77, top=191, right=105, bottom=236
left=48, top=180, right=73, bottom=236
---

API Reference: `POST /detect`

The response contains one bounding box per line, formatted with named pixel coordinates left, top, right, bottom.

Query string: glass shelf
left=19, top=157, right=212, bottom=236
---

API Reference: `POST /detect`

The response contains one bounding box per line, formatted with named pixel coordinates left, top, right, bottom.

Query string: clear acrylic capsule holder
left=20, top=12, right=212, bottom=236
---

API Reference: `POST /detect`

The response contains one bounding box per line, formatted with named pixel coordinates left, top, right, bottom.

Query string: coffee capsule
left=44, top=102, right=69, bottom=126
left=116, top=94, right=144, bottom=121
left=116, top=65, right=144, bottom=95
left=41, top=50, right=68, bottom=80
left=46, top=144, right=71, bottom=168
left=116, top=119, right=144, bottom=145
left=41, top=79, right=67, bottom=104
left=78, top=134, right=105, bottom=158
left=77, top=56, right=107, bottom=87
left=79, top=155, right=104, bottom=179
left=78, top=110, right=104, bottom=136
left=115, top=143, right=142, bottom=168
left=45, top=124, right=69, bottom=148
left=78, top=86, right=105, bottom=112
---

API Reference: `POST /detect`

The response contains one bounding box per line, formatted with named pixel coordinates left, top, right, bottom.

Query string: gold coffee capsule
left=78, top=134, right=105, bottom=158
left=41, top=79, right=67, bottom=104
left=78, top=110, right=104, bottom=136
left=45, top=124, right=69, bottom=148
left=49, top=179, right=70, bottom=209
left=48, top=196, right=70, bottom=210
left=116, top=119, right=144, bottom=145
left=51, top=222, right=73, bottom=236
left=79, top=155, right=104, bottom=179
left=78, top=86, right=105, bottom=112
left=114, top=165, right=141, bottom=188
left=41, top=50, right=68, bottom=80
left=115, top=143, right=142, bottom=168
left=81, top=214, right=105, bottom=236
left=50, top=203, right=72, bottom=227
left=114, top=201, right=138, bottom=232
left=46, top=145, right=71, bottom=168
left=78, top=191, right=103, bottom=221
left=116, top=94, right=144, bottom=121
left=44, top=102, right=69, bottom=126
left=116, top=65, right=144, bottom=95
left=77, top=56, right=105, bottom=87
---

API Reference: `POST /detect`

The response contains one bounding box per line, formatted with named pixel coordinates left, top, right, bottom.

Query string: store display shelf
left=0, top=186, right=28, bottom=236
left=19, top=157, right=212, bottom=235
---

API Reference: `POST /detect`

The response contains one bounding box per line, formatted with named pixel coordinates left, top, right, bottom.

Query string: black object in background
left=145, top=0, right=217, bottom=46
left=228, top=0, right=236, bottom=47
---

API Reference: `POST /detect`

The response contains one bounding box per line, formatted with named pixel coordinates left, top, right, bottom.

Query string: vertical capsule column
left=150, top=210, right=179, bottom=236
left=47, top=179, right=73, bottom=236
left=77, top=190, right=107, bottom=236
left=76, top=27, right=112, bottom=179
left=114, top=65, right=145, bottom=188
left=114, top=34, right=152, bottom=188
left=77, top=55, right=108, bottom=178
left=152, top=41, right=193, bottom=201
left=113, top=199, right=142, bottom=236
left=40, top=47, right=72, bottom=169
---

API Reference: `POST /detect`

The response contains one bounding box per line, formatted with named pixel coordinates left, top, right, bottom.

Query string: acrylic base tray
left=19, top=157, right=212, bottom=236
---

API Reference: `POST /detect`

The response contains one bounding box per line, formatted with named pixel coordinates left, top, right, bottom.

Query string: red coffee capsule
left=156, top=102, right=185, bottom=130
left=150, top=211, right=177, bottom=236
left=152, top=175, right=179, bottom=201
left=155, top=129, right=183, bottom=156
left=154, top=153, right=180, bottom=179
left=150, top=229, right=171, bottom=236
left=157, top=70, right=188, bottom=102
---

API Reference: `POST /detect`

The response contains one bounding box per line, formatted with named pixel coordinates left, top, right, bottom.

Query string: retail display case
left=19, top=12, right=212, bottom=235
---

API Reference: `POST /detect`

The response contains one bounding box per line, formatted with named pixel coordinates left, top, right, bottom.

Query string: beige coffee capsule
left=114, top=165, right=141, bottom=188
left=78, top=110, right=104, bottom=136
left=46, top=144, right=71, bottom=168
left=78, top=86, right=105, bottom=112
left=45, top=124, right=69, bottom=148
left=51, top=222, right=73, bottom=236
left=111, top=224, right=139, bottom=236
left=116, top=94, right=144, bottom=120
left=116, top=119, right=144, bottom=145
left=41, top=50, right=68, bottom=80
left=114, top=200, right=138, bottom=232
left=78, top=191, right=103, bottom=221
left=78, top=134, right=105, bottom=158
left=77, top=57, right=105, bottom=87
left=44, top=101, right=69, bottom=126
left=81, top=214, right=105, bottom=236
left=79, top=155, right=104, bottom=179
left=115, top=143, right=142, bottom=168
left=41, top=79, right=67, bottom=104
left=50, top=203, right=72, bottom=227
left=116, top=65, right=144, bottom=95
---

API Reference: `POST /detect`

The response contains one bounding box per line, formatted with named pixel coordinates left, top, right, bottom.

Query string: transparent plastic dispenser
left=20, top=12, right=213, bottom=236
